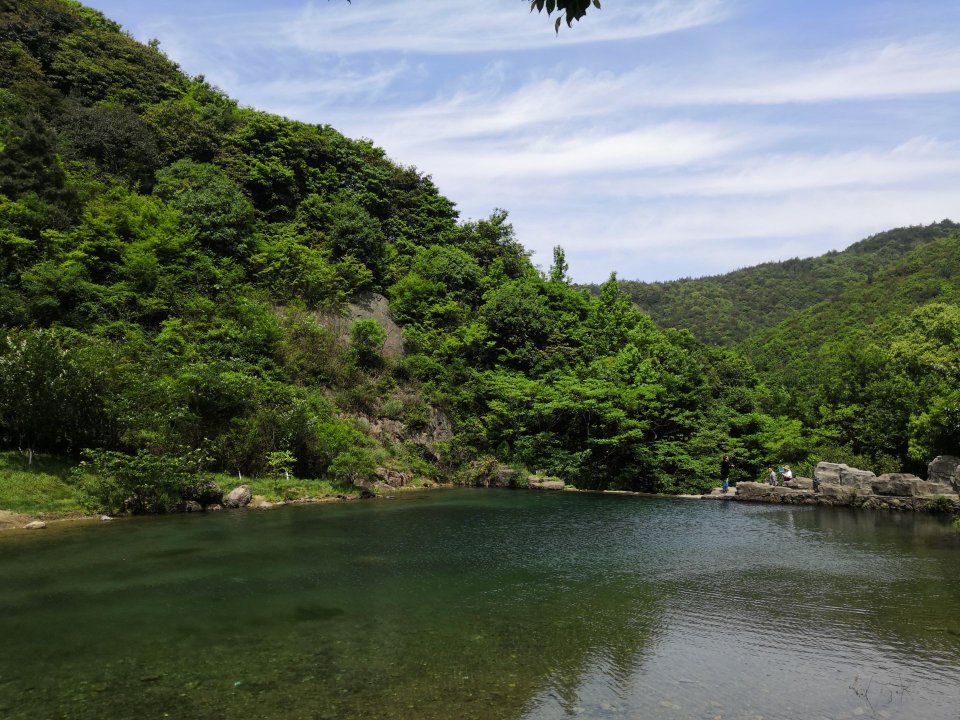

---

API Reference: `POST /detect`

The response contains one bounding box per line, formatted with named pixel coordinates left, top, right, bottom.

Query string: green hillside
left=617, top=221, right=959, bottom=346
left=0, top=0, right=800, bottom=513
left=738, top=232, right=960, bottom=474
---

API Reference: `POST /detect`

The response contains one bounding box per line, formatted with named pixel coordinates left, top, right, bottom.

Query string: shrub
left=350, top=319, right=387, bottom=367
left=328, top=447, right=377, bottom=485
left=927, top=495, right=956, bottom=516
left=79, top=448, right=206, bottom=513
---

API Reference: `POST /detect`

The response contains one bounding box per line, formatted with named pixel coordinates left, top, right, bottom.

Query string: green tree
left=350, top=318, right=387, bottom=368
left=154, top=159, right=254, bottom=258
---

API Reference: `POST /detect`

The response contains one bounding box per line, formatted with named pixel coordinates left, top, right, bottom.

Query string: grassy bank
left=0, top=452, right=89, bottom=517
left=205, top=472, right=363, bottom=503
left=0, top=451, right=407, bottom=522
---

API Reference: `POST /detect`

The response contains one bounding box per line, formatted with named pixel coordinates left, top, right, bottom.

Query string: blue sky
left=84, top=0, right=960, bottom=283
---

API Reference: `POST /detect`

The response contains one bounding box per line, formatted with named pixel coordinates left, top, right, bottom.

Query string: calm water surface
left=0, top=489, right=958, bottom=720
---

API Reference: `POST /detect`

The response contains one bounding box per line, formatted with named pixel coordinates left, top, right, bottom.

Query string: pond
left=0, top=489, right=958, bottom=719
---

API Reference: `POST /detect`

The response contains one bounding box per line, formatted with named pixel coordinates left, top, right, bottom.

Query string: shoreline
left=0, top=482, right=455, bottom=533
left=4, top=474, right=958, bottom=534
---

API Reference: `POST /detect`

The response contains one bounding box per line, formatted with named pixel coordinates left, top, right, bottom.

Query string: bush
left=350, top=319, right=387, bottom=368
left=328, top=447, right=377, bottom=485
left=927, top=495, right=956, bottom=516
left=79, top=448, right=206, bottom=513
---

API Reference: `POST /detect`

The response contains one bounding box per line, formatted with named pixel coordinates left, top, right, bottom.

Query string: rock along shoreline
left=4, top=456, right=959, bottom=533
left=687, top=456, right=960, bottom=515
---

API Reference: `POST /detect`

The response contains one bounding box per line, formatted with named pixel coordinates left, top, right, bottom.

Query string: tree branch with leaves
left=529, top=0, right=602, bottom=32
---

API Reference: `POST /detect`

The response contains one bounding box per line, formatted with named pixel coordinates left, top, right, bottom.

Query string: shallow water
left=0, top=489, right=958, bottom=720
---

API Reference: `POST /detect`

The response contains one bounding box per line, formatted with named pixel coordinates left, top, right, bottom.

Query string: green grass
left=0, top=451, right=416, bottom=519
left=0, top=451, right=89, bottom=516
left=208, top=473, right=361, bottom=502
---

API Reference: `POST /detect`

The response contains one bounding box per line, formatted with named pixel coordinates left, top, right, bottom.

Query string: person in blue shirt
left=721, top=455, right=734, bottom=493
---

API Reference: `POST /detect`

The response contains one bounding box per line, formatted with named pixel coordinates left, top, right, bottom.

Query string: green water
left=0, top=489, right=958, bottom=719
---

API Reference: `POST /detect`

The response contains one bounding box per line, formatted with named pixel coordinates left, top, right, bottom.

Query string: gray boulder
left=734, top=482, right=779, bottom=501
left=814, top=462, right=876, bottom=489
left=817, top=484, right=858, bottom=503
left=24, top=520, right=46, bottom=530
left=871, top=473, right=921, bottom=496
left=784, top=477, right=814, bottom=490
left=927, top=455, right=960, bottom=491
left=871, top=473, right=956, bottom=497
left=374, top=467, right=412, bottom=488
left=224, top=485, right=252, bottom=508
left=915, top=480, right=958, bottom=496
left=734, top=482, right=810, bottom=503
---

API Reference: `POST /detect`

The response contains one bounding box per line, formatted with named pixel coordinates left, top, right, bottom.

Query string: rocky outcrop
left=734, top=482, right=810, bottom=503
left=224, top=485, right=252, bottom=509
left=783, top=477, right=814, bottom=490
left=367, top=407, right=452, bottom=463
left=461, top=458, right=518, bottom=488
left=814, top=462, right=876, bottom=490
left=249, top=496, right=275, bottom=509
left=870, top=473, right=955, bottom=497
left=724, top=462, right=960, bottom=514
left=528, top=476, right=565, bottom=491
left=375, top=467, right=412, bottom=488
left=928, top=455, right=960, bottom=491
left=318, top=292, right=405, bottom=360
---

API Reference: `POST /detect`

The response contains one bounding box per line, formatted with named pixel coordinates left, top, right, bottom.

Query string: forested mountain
left=739, top=232, right=960, bottom=474
left=616, top=221, right=959, bottom=346
left=0, top=0, right=797, bottom=509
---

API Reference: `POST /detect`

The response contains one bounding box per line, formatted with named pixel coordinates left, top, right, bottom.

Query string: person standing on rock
left=767, top=467, right=778, bottom=486
left=721, top=455, right=734, bottom=493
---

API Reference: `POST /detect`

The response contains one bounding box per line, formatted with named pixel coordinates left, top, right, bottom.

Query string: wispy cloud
left=527, top=186, right=960, bottom=280
left=588, top=138, right=960, bottom=198
left=647, top=36, right=960, bottom=105
left=272, top=0, right=731, bottom=55
left=87, top=0, right=960, bottom=282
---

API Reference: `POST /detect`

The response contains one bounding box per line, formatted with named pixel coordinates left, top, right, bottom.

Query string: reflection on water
left=0, top=490, right=958, bottom=719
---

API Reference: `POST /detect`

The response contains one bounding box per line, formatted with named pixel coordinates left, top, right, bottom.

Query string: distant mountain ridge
left=614, top=220, right=960, bottom=346
left=742, top=230, right=960, bottom=383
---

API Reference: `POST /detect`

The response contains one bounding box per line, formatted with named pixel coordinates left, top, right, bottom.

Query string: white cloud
left=586, top=138, right=960, bottom=199
left=273, top=0, right=730, bottom=55
left=518, top=186, right=960, bottom=281
left=87, top=0, right=960, bottom=283
left=231, top=64, right=411, bottom=112
left=653, top=37, right=960, bottom=105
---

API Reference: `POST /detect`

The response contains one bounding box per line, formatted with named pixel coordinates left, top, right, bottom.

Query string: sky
left=83, top=0, right=960, bottom=283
